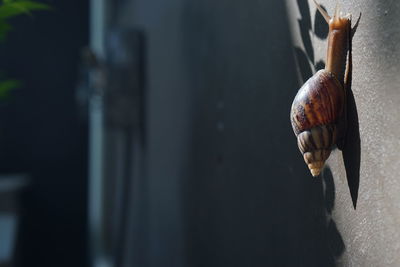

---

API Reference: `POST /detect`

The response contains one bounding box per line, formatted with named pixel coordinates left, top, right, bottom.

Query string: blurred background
left=0, top=0, right=400, bottom=267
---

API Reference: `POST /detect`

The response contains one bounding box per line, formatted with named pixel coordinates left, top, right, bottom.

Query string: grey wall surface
left=287, top=0, right=400, bottom=266
left=103, top=0, right=400, bottom=266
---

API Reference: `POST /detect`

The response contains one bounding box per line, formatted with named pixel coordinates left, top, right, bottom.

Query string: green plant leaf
left=0, top=0, right=50, bottom=100
left=0, top=1, right=50, bottom=19
left=0, top=79, right=20, bottom=98
left=0, top=20, right=11, bottom=41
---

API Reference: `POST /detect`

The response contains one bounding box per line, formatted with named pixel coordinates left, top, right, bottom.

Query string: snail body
left=290, top=1, right=353, bottom=177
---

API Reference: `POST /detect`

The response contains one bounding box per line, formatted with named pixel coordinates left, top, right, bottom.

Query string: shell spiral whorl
left=290, top=70, right=345, bottom=176
left=297, top=124, right=337, bottom=176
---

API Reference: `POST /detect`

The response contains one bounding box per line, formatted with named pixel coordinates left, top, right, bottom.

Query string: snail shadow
left=342, top=80, right=361, bottom=209
left=342, top=14, right=362, bottom=209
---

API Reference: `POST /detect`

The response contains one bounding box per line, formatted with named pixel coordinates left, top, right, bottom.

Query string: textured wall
left=286, top=0, right=400, bottom=266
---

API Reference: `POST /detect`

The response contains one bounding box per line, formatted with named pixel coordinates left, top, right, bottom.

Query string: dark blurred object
left=76, top=47, right=104, bottom=122
left=0, top=175, right=29, bottom=267
left=105, top=28, right=145, bottom=129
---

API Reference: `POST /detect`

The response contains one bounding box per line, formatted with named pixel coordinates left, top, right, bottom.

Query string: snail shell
left=290, top=69, right=345, bottom=176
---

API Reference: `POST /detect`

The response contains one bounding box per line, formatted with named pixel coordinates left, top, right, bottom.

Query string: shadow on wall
left=322, top=167, right=346, bottom=261
left=294, top=0, right=361, bottom=209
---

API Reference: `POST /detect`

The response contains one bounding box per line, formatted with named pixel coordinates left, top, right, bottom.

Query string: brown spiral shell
left=290, top=69, right=345, bottom=176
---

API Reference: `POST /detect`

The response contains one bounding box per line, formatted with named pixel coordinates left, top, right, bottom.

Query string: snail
left=290, top=1, right=359, bottom=177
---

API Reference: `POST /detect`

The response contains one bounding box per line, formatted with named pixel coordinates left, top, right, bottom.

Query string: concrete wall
left=287, top=0, right=400, bottom=266
left=103, top=0, right=400, bottom=266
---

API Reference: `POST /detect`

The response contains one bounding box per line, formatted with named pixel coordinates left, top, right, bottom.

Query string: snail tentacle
left=313, top=0, right=331, bottom=23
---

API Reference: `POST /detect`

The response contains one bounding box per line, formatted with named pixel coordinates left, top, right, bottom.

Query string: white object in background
left=0, top=213, right=17, bottom=264
left=0, top=175, right=29, bottom=265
